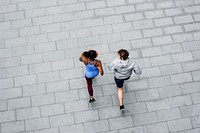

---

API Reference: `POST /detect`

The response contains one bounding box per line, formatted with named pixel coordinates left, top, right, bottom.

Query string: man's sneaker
left=120, top=105, right=124, bottom=110
left=89, top=98, right=96, bottom=103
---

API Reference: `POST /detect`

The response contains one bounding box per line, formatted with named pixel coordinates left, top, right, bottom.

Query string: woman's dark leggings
left=85, top=76, right=93, bottom=96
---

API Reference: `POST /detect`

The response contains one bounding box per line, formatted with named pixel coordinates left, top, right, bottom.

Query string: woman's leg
left=117, top=87, right=123, bottom=106
left=85, top=76, right=93, bottom=99
left=114, top=77, right=124, bottom=106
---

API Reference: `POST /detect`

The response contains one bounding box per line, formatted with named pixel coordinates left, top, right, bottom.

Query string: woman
left=108, top=49, right=142, bottom=110
left=80, top=50, right=104, bottom=103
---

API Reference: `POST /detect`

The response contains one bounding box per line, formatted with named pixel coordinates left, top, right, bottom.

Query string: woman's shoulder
left=130, top=59, right=137, bottom=65
left=94, top=59, right=101, bottom=66
left=94, top=59, right=101, bottom=64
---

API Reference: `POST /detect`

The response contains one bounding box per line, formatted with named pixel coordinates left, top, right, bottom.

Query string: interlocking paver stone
left=1, top=0, right=200, bottom=132
left=49, top=113, right=74, bottom=127
left=1, top=121, right=25, bottom=133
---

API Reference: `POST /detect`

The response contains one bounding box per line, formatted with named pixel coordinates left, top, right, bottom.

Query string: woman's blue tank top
left=85, top=61, right=99, bottom=78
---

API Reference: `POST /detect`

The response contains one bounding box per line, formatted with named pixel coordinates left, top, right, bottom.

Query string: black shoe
left=120, top=105, right=124, bottom=110
left=89, top=98, right=96, bottom=103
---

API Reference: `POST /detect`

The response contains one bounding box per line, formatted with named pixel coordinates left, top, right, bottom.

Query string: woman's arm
left=96, top=60, right=104, bottom=76
left=132, top=61, right=142, bottom=75
left=108, top=58, right=118, bottom=71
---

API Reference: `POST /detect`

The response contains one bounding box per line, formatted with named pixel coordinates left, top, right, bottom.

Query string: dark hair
left=118, top=49, right=129, bottom=60
left=88, top=50, right=97, bottom=60
left=82, top=51, right=90, bottom=58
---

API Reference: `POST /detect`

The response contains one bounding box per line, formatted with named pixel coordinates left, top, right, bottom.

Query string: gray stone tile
left=143, top=122, right=169, bottom=133
left=119, top=126, right=144, bottom=133
left=146, top=98, right=170, bottom=111
left=105, top=130, right=119, bottom=133
left=0, top=78, right=13, bottom=90
left=164, top=25, right=183, bottom=34
left=157, top=108, right=181, bottom=122
left=191, top=92, right=200, bottom=104
left=0, top=57, right=20, bottom=69
left=16, top=107, right=40, bottom=120
left=191, top=115, right=200, bottom=128
left=109, top=116, right=134, bottom=130
left=60, top=68, right=83, bottom=80
left=177, top=128, right=200, bottom=133
left=159, top=64, right=183, bottom=75
left=40, top=103, right=65, bottom=117
left=64, top=99, right=89, bottom=113
left=89, top=96, right=113, bottom=109
left=171, top=52, right=194, bottom=63
left=158, top=85, right=182, bottom=98
left=6, top=66, right=28, bottom=77
left=0, top=68, right=6, bottom=79
left=49, top=114, right=74, bottom=127
left=167, top=118, right=192, bottom=132
left=8, top=97, right=31, bottom=110
left=25, top=117, right=50, bottom=131
left=152, top=35, right=173, bottom=45
left=34, top=128, right=59, bottom=133
left=74, top=110, right=99, bottom=123
left=145, top=10, right=164, bottom=19
left=0, top=29, right=18, bottom=40
left=84, top=120, right=109, bottom=133
left=51, top=59, right=74, bottom=71
left=181, top=82, right=200, bottom=94
left=55, top=90, right=79, bottom=103
left=0, top=48, right=12, bottom=59
left=124, top=102, right=147, bottom=115
left=32, top=93, right=55, bottom=107
left=0, top=87, right=22, bottom=100
left=141, top=47, right=162, bottom=58
left=133, top=112, right=158, bottom=126
left=171, top=73, right=193, bottom=84
left=102, top=84, right=117, bottom=96
left=21, top=54, right=43, bottom=65
left=183, top=60, right=200, bottom=73
left=1, top=0, right=200, bottom=133
left=169, top=95, right=193, bottom=107
left=60, top=124, right=85, bottom=133
left=22, top=84, right=46, bottom=97
left=143, top=28, right=163, bottom=38
left=0, top=100, right=7, bottom=111
left=156, top=1, right=175, bottom=9
left=98, top=106, right=121, bottom=119
left=0, top=111, right=15, bottom=123
left=148, top=76, right=172, bottom=88
left=126, top=79, right=149, bottom=91
left=180, top=104, right=200, bottom=118
left=192, top=71, right=200, bottom=81
left=173, top=33, right=194, bottom=43
left=150, top=55, right=173, bottom=67
left=46, top=80, right=70, bottom=93
left=136, top=88, right=159, bottom=102
left=182, top=41, right=200, bottom=51
left=1, top=121, right=25, bottom=133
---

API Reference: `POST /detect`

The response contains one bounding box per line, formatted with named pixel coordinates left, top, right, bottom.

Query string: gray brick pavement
left=0, top=0, right=200, bottom=132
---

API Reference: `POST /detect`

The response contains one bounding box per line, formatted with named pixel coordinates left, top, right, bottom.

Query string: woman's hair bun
left=88, top=50, right=97, bottom=60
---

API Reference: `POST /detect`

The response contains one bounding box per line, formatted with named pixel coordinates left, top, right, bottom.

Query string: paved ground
left=0, top=0, right=200, bottom=133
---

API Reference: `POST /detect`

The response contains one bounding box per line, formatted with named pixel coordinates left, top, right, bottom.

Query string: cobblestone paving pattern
left=0, top=0, right=200, bottom=133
